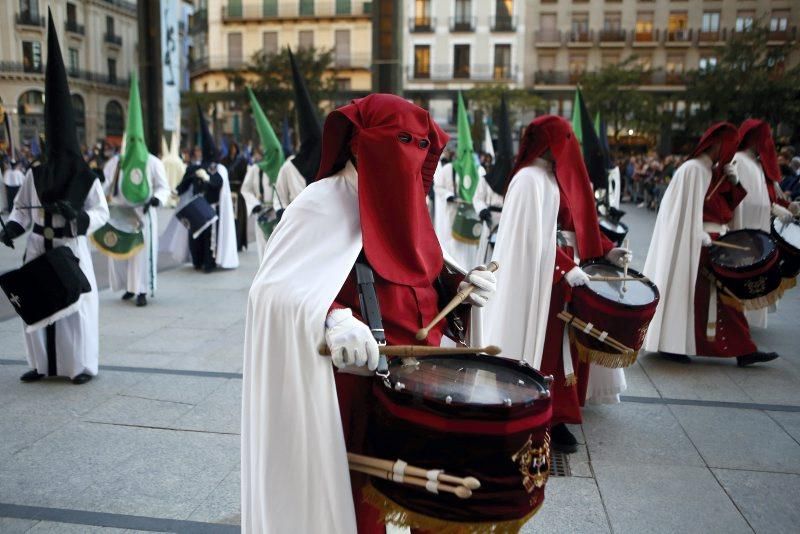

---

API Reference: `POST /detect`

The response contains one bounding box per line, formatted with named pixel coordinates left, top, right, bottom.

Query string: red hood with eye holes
left=315, top=94, right=449, bottom=287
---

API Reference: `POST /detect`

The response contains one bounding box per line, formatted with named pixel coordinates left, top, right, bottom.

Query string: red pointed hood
left=689, top=122, right=740, bottom=178
left=316, top=94, right=449, bottom=286
left=738, top=119, right=780, bottom=183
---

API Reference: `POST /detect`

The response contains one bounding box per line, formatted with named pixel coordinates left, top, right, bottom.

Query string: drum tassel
left=568, top=330, right=639, bottom=369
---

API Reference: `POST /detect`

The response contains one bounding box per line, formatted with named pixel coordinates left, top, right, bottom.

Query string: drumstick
left=347, top=452, right=481, bottom=490
left=318, top=344, right=502, bottom=357
left=711, top=241, right=751, bottom=251
left=705, top=161, right=736, bottom=202
left=348, top=462, right=472, bottom=499
left=416, top=261, right=500, bottom=341
left=557, top=311, right=632, bottom=354
left=622, top=238, right=630, bottom=293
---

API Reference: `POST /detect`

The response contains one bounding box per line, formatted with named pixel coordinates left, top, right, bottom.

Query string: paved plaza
left=1, top=205, right=799, bottom=533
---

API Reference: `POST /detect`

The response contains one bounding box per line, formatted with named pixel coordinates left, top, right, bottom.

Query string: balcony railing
left=768, top=27, right=797, bottom=41
left=189, top=54, right=370, bottom=74
left=100, top=0, right=137, bottom=14
left=598, top=28, right=626, bottom=42
left=16, top=11, right=45, bottom=27
left=65, top=20, right=85, bottom=35
left=222, top=2, right=371, bottom=21
left=633, top=28, right=660, bottom=43
left=104, top=33, right=123, bottom=46
left=409, top=17, right=436, bottom=32
left=568, top=29, right=594, bottom=43
left=0, top=62, right=129, bottom=87
left=332, top=53, right=371, bottom=69
left=534, top=70, right=571, bottom=84
left=647, top=70, right=686, bottom=85
left=697, top=28, right=725, bottom=42
left=407, top=64, right=518, bottom=82
left=449, top=16, right=476, bottom=32
left=666, top=28, right=692, bottom=43
left=535, top=29, right=562, bottom=43
left=491, top=15, right=517, bottom=32
left=190, top=9, right=208, bottom=34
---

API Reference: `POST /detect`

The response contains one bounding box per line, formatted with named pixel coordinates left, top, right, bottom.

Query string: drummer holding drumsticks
left=241, top=95, right=497, bottom=534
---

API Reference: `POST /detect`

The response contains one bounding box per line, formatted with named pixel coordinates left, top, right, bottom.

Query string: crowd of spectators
left=619, top=153, right=686, bottom=211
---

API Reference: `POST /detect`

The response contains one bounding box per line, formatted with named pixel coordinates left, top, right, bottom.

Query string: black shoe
left=550, top=423, right=579, bottom=454
left=203, top=265, right=215, bottom=273
left=737, top=351, right=779, bottom=368
left=660, top=352, right=692, bottom=364
left=71, top=373, right=93, bottom=385
left=20, top=370, right=44, bottom=382
left=136, top=294, right=147, bottom=307
left=121, top=291, right=135, bottom=300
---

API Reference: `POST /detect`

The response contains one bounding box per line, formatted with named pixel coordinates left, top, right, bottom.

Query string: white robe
left=102, top=155, right=170, bottom=295
left=432, top=162, right=486, bottom=270
left=731, top=150, right=773, bottom=328
left=472, top=175, right=504, bottom=265
left=272, top=156, right=307, bottom=211
left=482, top=160, right=559, bottom=370
left=8, top=174, right=109, bottom=378
left=240, top=164, right=273, bottom=262
left=643, top=155, right=712, bottom=355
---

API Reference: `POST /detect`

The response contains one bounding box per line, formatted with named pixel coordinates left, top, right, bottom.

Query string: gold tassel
left=738, top=284, right=789, bottom=311
left=451, top=233, right=480, bottom=245
left=781, top=277, right=797, bottom=292
left=361, top=483, right=543, bottom=534
left=568, top=331, right=639, bottom=368
left=719, top=294, right=744, bottom=312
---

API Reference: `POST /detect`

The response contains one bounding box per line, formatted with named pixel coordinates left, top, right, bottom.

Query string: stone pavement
left=1, top=205, right=799, bottom=533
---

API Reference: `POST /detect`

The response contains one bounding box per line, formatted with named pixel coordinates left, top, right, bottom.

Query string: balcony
left=449, top=16, right=476, bottom=32
left=100, top=0, right=137, bottom=15
left=633, top=28, right=660, bottom=46
left=768, top=26, right=797, bottom=43
left=598, top=28, right=626, bottom=44
left=16, top=11, right=45, bottom=28
left=409, top=17, right=436, bottom=32
left=407, top=64, right=518, bottom=82
left=104, top=33, right=123, bottom=46
left=534, top=29, right=562, bottom=46
left=222, top=2, right=371, bottom=22
left=491, top=15, right=517, bottom=32
left=65, top=20, right=85, bottom=35
left=0, top=62, right=129, bottom=87
left=190, top=9, right=208, bottom=34
left=697, top=28, right=725, bottom=43
left=567, top=29, right=594, bottom=46
left=648, top=70, right=686, bottom=86
left=332, top=53, right=371, bottom=69
left=533, top=70, right=571, bottom=85
left=665, top=28, right=692, bottom=45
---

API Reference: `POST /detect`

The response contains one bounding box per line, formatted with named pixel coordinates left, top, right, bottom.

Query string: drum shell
left=771, top=219, right=800, bottom=279
left=176, top=196, right=218, bottom=239
left=367, top=355, right=552, bottom=525
left=452, top=202, right=482, bottom=245
left=710, top=230, right=781, bottom=300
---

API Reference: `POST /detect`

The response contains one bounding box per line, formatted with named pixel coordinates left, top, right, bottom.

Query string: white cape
left=241, top=164, right=273, bottom=262
left=272, top=157, right=307, bottom=211
left=481, top=162, right=559, bottom=369
left=643, top=157, right=711, bottom=355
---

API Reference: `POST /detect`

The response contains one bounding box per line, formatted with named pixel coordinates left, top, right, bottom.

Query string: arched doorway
left=105, top=100, right=124, bottom=143
left=71, top=94, right=86, bottom=147
left=17, top=90, right=45, bottom=145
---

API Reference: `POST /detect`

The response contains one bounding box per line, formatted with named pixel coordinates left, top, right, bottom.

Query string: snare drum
left=90, top=205, right=145, bottom=260
left=366, top=353, right=552, bottom=531
left=598, top=217, right=628, bottom=246
left=709, top=229, right=784, bottom=310
left=451, top=202, right=482, bottom=245
left=569, top=260, right=660, bottom=368
left=771, top=217, right=800, bottom=281
left=175, top=195, right=218, bottom=239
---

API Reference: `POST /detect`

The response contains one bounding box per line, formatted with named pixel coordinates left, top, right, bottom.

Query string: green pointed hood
left=120, top=72, right=150, bottom=204
left=247, top=87, right=284, bottom=185
left=452, top=92, right=480, bottom=202
left=571, top=88, right=584, bottom=148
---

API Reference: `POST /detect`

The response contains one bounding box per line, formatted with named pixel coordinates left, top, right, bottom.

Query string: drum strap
left=43, top=211, right=57, bottom=377
left=354, top=257, right=389, bottom=376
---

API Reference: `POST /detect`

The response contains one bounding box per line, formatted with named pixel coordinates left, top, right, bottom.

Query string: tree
left=579, top=57, right=667, bottom=144
left=466, top=84, right=544, bottom=146
left=684, top=21, right=800, bottom=135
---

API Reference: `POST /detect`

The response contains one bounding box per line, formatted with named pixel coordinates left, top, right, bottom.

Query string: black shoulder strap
left=354, top=257, right=389, bottom=376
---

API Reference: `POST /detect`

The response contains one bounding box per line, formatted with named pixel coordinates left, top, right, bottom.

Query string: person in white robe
left=241, top=151, right=275, bottom=261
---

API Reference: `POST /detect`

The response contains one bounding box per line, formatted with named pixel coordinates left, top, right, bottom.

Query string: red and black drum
left=569, top=259, right=660, bottom=368
left=709, top=229, right=784, bottom=310
left=771, top=217, right=800, bottom=282
left=366, top=353, right=552, bottom=533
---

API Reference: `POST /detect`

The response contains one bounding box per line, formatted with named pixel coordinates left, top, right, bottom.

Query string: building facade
left=0, top=0, right=138, bottom=150
left=188, top=0, right=373, bottom=138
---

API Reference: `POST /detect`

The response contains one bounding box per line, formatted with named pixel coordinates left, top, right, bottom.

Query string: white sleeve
left=241, top=165, right=261, bottom=215
left=80, top=180, right=110, bottom=235
left=8, top=171, right=34, bottom=230
left=149, top=156, right=171, bottom=203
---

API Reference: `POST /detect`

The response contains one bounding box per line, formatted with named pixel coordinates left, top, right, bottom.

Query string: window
left=635, top=11, right=654, bottom=40
left=71, top=94, right=85, bottom=145
left=298, top=30, right=314, bottom=50
left=668, top=11, right=688, bottom=34
left=699, top=56, right=717, bottom=71
left=666, top=54, right=684, bottom=73
left=107, top=57, right=117, bottom=83
left=299, top=0, right=314, bottom=16
left=455, top=0, right=471, bottom=22
left=22, top=41, right=41, bottom=72
left=493, top=44, right=511, bottom=80
left=568, top=53, right=587, bottom=83
left=453, top=44, right=470, bottom=79
left=106, top=15, right=114, bottom=36
left=335, top=78, right=351, bottom=90
left=701, top=11, right=719, bottom=32
left=496, top=0, right=512, bottom=18
left=334, top=29, right=350, bottom=67
left=602, top=53, right=619, bottom=67
left=414, top=44, right=430, bottom=78
left=262, top=31, right=277, bottom=55
left=571, top=13, right=589, bottom=34
left=68, top=48, right=79, bottom=75
left=19, top=0, right=39, bottom=17
left=105, top=100, right=124, bottom=137
left=335, top=0, right=350, bottom=15
left=736, top=10, right=754, bottom=32
left=604, top=12, right=621, bottom=31
left=228, top=32, right=242, bottom=66
left=414, top=0, right=431, bottom=21
left=263, top=0, right=277, bottom=17
left=770, top=10, right=789, bottom=32
left=66, top=2, right=76, bottom=23
left=538, top=53, right=555, bottom=72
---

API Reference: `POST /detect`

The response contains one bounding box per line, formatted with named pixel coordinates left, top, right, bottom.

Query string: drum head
left=388, top=354, right=546, bottom=410
left=711, top=230, right=775, bottom=270
left=773, top=218, right=800, bottom=250
left=581, top=261, right=658, bottom=307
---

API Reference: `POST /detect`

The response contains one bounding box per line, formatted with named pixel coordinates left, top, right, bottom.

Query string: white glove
left=195, top=168, right=210, bottom=182
left=458, top=265, right=497, bottom=307
left=605, top=247, right=633, bottom=268
left=701, top=232, right=713, bottom=247
left=724, top=163, right=739, bottom=185
left=324, top=308, right=380, bottom=372
left=565, top=266, right=590, bottom=287
left=772, top=203, right=794, bottom=224
left=789, top=201, right=800, bottom=217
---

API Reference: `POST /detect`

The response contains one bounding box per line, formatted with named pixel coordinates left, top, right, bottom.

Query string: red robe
left=694, top=180, right=756, bottom=357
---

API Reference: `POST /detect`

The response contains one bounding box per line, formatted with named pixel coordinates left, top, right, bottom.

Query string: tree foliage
left=684, top=21, right=800, bottom=134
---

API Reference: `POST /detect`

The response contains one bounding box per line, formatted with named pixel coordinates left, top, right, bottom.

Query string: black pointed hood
left=485, top=94, right=513, bottom=195
left=196, top=103, right=218, bottom=165
left=34, top=10, right=95, bottom=206
left=287, top=48, right=322, bottom=183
